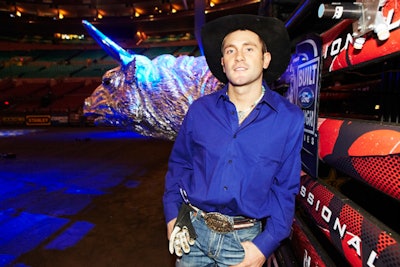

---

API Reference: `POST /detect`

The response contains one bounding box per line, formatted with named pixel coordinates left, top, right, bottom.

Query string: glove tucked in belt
left=169, top=203, right=197, bottom=257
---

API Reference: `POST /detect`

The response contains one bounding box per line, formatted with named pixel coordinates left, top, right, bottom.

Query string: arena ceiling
left=0, top=0, right=335, bottom=43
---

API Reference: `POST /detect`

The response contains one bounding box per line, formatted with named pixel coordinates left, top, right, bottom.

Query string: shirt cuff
left=163, top=202, right=181, bottom=223
left=252, top=230, right=281, bottom=258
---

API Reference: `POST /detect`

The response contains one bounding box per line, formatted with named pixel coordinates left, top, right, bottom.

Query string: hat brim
left=201, top=14, right=291, bottom=83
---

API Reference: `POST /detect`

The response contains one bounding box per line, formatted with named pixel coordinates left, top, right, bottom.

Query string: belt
left=189, top=204, right=258, bottom=233
left=232, top=217, right=259, bottom=230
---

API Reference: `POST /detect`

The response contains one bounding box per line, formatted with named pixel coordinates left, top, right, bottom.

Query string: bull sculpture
left=82, top=20, right=223, bottom=140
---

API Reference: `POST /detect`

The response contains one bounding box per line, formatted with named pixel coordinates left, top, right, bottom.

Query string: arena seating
left=0, top=44, right=200, bottom=125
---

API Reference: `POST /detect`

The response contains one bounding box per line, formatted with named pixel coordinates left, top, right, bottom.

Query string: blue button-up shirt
left=163, top=83, right=304, bottom=257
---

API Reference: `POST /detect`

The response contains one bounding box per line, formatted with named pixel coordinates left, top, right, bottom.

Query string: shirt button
left=228, top=159, right=232, bottom=164
left=224, top=186, right=228, bottom=191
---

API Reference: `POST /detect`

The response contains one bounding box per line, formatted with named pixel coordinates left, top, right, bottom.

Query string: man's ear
left=221, top=57, right=226, bottom=73
left=263, top=52, right=271, bottom=69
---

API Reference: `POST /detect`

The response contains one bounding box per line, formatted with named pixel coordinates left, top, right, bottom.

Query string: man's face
left=221, top=30, right=271, bottom=87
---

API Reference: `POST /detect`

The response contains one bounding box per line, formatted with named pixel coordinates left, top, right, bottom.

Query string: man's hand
left=230, top=241, right=266, bottom=267
left=167, top=218, right=177, bottom=240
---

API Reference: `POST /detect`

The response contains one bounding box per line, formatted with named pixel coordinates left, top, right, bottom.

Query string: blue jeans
left=176, top=210, right=262, bottom=267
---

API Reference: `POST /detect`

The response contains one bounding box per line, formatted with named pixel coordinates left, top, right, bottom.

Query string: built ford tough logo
left=298, top=87, right=314, bottom=109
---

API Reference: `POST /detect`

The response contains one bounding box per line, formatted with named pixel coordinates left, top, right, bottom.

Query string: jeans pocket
left=235, top=221, right=262, bottom=242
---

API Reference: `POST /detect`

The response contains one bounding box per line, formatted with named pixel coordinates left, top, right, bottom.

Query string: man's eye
left=102, top=78, right=111, bottom=86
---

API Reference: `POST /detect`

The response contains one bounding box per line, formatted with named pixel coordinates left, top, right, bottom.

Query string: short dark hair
left=220, top=29, right=268, bottom=55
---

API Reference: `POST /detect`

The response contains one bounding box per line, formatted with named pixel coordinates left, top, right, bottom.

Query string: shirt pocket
left=247, top=154, right=282, bottom=192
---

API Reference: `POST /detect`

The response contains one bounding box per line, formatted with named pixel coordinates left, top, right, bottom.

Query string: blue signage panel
left=281, top=34, right=322, bottom=178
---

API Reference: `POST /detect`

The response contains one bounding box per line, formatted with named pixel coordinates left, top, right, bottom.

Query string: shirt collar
left=216, top=82, right=280, bottom=112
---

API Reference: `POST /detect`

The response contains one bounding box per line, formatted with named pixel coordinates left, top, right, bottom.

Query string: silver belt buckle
left=203, top=212, right=234, bottom=233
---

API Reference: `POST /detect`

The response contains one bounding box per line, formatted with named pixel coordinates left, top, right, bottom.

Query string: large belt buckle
left=203, top=212, right=234, bottom=233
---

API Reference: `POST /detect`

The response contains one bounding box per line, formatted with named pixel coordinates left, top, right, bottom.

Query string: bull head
left=82, top=20, right=222, bottom=140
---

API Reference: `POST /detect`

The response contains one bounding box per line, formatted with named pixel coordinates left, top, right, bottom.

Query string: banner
left=297, top=175, right=400, bottom=267
left=282, top=34, right=322, bottom=178
left=26, top=115, right=51, bottom=126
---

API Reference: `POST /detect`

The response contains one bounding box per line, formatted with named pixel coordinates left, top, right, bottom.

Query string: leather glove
left=168, top=203, right=197, bottom=256
left=169, top=225, right=195, bottom=256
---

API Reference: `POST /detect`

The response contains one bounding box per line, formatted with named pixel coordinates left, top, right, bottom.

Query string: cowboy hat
left=201, top=14, right=291, bottom=83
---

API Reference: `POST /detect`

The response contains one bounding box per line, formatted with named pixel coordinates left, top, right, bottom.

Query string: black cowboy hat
left=201, top=14, right=291, bottom=83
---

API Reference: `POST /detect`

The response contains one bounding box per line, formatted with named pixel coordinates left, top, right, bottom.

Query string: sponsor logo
left=26, top=115, right=51, bottom=126
left=298, top=87, right=315, bottom=109
left=299, top=181, right=382, bottom=267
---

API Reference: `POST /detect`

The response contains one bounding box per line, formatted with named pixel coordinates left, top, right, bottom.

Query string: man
left=163, top=14, right=304, bottom=267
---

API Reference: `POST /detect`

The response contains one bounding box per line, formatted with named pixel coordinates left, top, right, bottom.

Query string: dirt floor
left=0, top=126, right=177, bottom=267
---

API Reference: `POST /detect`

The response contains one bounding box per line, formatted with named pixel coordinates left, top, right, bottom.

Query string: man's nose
left=235, top=51, right=245, bottom=61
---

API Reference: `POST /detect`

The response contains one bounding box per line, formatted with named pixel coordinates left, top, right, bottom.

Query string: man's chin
left=227, top=76, right=248, bottom=86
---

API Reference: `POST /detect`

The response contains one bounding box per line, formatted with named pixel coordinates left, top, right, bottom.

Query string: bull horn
left=82, top=20, right=135, bottom=66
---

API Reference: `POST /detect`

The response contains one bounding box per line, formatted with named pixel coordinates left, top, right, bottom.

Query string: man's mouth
left=234, top=66, right=247, bottom=71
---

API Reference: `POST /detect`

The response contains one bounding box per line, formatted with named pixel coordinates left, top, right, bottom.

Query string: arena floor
left=0, top=127, right=176, bottom=267
left=2, top=126, right=398, bottom=267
